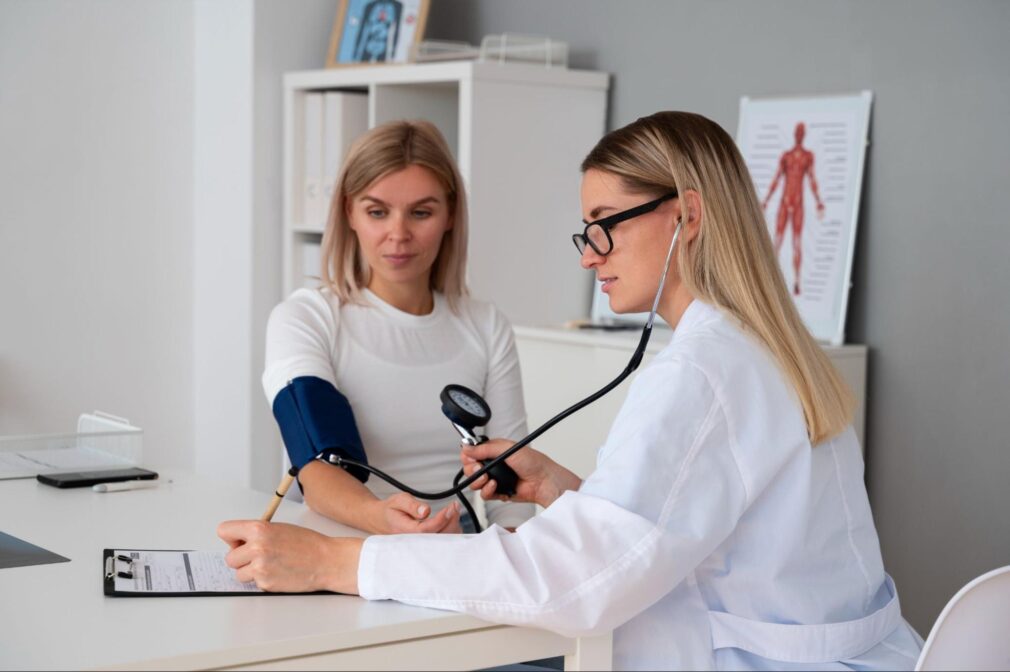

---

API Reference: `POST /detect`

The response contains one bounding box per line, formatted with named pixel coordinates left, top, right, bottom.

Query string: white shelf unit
left=282, top=62, right=610, bottom=325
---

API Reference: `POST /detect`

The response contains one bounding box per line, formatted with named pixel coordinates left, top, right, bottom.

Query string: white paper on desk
left=113, top=550, right=262, bottom=593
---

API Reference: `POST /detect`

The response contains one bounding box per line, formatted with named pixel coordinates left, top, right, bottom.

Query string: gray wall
left=426, top=0, right=1010, bottom=634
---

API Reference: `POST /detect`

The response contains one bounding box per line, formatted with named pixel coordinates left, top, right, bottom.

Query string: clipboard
left=103, top=549, right=334, bottom=597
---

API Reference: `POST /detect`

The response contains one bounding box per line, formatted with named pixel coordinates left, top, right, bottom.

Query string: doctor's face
left=579, top=169, right=681, bottom=314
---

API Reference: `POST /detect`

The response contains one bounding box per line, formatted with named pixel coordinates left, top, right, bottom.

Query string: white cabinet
left=514, top=326, right=867, bottom=479
left=282, top=62, right=609, bottom=326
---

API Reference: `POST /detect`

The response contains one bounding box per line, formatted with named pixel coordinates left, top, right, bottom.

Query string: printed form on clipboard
left=103, top=550, right=335, bottom=596
left=105, top=550, right=261, bottom=596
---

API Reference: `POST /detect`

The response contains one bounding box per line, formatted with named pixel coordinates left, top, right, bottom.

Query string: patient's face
left=348, top=164, right=452, bottom=296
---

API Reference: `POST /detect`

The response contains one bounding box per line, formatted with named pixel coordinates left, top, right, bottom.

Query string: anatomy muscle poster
left=737, top=92, right=872, bottom=345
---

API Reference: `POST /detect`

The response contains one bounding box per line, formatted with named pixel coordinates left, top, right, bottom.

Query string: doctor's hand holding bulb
left=460, top=439, right=581, bottom=507
left=220, top=111, right=924, bottom=671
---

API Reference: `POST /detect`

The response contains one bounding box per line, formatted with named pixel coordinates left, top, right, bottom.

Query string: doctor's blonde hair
left=321, top=120, right=468, bottom=310
left=582, top=111, right=853, bottom=444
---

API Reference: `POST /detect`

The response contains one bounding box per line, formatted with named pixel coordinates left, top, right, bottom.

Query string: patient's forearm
left=298, top=461, right=383, bottom=533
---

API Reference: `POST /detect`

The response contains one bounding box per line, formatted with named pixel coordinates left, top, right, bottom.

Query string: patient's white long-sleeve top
left=262, top=287, right=534, bottom=529
left=357, top=300, right=922, bottom=670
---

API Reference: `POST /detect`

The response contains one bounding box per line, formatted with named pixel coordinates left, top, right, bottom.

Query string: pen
left=261, top=467, right=298, bottom=522
left=93, top=480, right=164, bottom=493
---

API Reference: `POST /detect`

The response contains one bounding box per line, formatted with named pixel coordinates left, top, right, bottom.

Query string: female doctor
left=218, top=111, right=924, bottom=670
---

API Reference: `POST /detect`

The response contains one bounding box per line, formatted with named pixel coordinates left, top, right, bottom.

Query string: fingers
left=463, top=462, right=491, bottom=492
left=416, top=502, right=459, bottom=533
left=224, top=540, right=257, bottom=569
left=462, top=460, right=502, bottom=500
left=480, top=478, right=502, bottom=501
left=460, top=441, right=508, bottom=462
left=217, top=519, right=265, bottom=548
left=440, top=511, right=463, bottom=534
left=388, top=493, right=429, bottom=520
left=464, top=464, right=509, bottom=501
left=384, top=499, right=461, bottom=534
left=220, top=520, right=269, bottom=570
left=234, top=564, right=256, bottom=585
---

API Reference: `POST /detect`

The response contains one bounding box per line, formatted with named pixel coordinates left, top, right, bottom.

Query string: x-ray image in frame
left=326, top=0, right=430, bottom=67
left=737, top=91, right=872, bottom=345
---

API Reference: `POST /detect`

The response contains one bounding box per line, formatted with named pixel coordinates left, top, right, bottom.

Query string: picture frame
left=737, top=91, right=873, bottom=345
left=589, top=91, right=873, bottom=343
left=326, top=0, right=431, bottom=67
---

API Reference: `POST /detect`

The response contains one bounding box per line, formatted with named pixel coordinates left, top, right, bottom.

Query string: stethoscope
left=316, top=220, right=684, bottom=533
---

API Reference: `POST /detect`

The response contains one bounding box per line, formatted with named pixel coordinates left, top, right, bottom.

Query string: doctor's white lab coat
left=357, top=300, right=924, bottom=670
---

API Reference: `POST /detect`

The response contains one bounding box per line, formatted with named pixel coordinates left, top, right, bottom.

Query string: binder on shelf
left=302, top=93, right=325, bottom=230
left=322, top=92, right=368, bottom=217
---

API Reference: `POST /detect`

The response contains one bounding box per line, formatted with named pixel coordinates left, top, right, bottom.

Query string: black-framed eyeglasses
left=572, top=190, right=678, bottom=256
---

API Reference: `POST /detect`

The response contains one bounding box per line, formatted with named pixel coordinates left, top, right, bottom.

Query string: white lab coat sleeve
left=261, top=289, right=339, bottom=404
left=480, top=303, right=535, bottom=529
left=358, top=358, right=749, bottom=637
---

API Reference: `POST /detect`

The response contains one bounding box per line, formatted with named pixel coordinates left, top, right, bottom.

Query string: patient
left=263, top=120, right=533, bottom=534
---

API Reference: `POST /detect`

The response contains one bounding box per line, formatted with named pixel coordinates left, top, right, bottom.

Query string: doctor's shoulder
left=651, top=309, right=808, bottom=426
left=670, top=306, right=789, bottom=389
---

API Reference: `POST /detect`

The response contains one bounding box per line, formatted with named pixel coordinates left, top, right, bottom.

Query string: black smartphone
left=37, top=467, right=159, bottom=489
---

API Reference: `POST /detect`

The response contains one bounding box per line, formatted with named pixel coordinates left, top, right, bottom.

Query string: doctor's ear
left=676, top=189, right=704, bottom=242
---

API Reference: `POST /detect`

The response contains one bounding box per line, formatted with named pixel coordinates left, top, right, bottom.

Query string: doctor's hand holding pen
left=218, top=519, right=363, bottom=594
left=460, top=439, right=583, bottom=509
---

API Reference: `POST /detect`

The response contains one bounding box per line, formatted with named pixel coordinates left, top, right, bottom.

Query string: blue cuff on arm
left=272, top=376, right=370, bottom=483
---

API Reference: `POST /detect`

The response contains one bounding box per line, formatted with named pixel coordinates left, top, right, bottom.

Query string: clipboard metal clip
left=105, top=553, right=136, bottom=579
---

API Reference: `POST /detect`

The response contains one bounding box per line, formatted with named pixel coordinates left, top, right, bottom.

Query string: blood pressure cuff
left=272, top=376, right=369, bottom=483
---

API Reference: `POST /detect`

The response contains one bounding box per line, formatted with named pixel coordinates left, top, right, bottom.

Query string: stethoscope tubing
left=328, top=220, right=683, bottom=520
left=334, top=337, right=647, bottom=501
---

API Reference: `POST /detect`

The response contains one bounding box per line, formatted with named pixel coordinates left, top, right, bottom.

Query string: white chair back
left=916, top=565, right=1010, bottom=671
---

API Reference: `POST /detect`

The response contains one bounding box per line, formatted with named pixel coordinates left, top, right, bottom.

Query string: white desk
left=0, top=472, right=611, bottom=670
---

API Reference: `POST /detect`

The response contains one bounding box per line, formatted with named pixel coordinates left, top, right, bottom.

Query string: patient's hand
left=369, top=493, right=461, bottom=534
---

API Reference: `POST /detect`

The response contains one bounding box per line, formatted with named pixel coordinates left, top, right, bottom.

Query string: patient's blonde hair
left=582, top=112, right=854, bottom=444
left=321, top=120, right=468, bottom=310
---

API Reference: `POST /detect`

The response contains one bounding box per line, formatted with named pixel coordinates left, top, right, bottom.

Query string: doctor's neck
left=657, top=283, right=696, bottom=330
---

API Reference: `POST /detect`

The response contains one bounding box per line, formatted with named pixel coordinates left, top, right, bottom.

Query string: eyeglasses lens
left=586, top=224, right=611, bottom=255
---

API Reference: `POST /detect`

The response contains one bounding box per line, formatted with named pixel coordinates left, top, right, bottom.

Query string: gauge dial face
left=448, top=388, right=489, bottom=420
